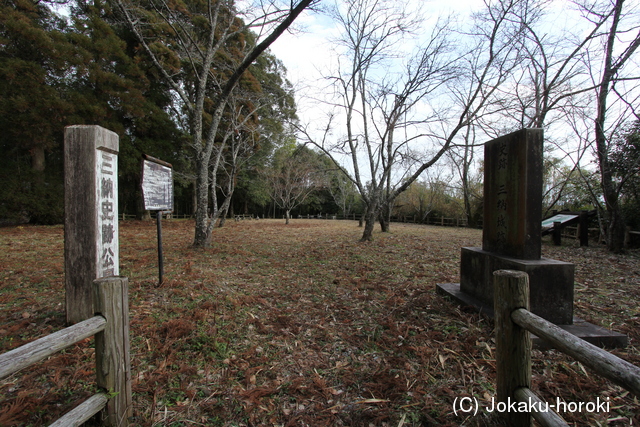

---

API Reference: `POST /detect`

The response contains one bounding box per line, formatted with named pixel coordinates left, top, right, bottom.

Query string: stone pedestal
left=460, top=247, right=574, bottom=325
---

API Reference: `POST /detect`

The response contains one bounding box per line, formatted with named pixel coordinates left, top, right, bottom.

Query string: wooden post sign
left=141, top=155, right=173, bottom=285
left=64, top=125, right=119, bottom=325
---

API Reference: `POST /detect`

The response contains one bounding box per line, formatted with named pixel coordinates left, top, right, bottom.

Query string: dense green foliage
left=0, top=0, right=314, bottom=224
left=612, top=121, right=640, bottom=229
left=0, top=0, right=185, bottom=223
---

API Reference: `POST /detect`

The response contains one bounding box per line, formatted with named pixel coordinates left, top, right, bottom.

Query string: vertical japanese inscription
left=97, top=150, right=119, bottom=277
left=482, top=128, right=543, bottom=260
left=495, top=141, right=509, bottom=246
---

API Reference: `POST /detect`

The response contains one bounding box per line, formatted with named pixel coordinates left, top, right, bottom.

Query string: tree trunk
left=607, top=202, right=626, bottom=253
left=378, top=198, right=393, bottom=232
left=361, top=203, right=378, bottom=241
left=193, top=157, right=210, bottom=247
left=30, top=146, right=45, bottom=172
left=361, top=213, right=375, bottom=241
left=192, top=180, right=197, bottom=218
left=285, top=209, right=291, bottom=224
left=594, top=0, right=628, bottom=254
left=378, top=214, right=389, bottom=232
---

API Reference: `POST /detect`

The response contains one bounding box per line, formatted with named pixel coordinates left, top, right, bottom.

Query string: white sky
left=263, top=0, right=492, bottom=183
left=264, top=0, right=639, bottom=185
left=266, top=0, right=591, bottom=127
left=268, top=0, right=487, bottom=123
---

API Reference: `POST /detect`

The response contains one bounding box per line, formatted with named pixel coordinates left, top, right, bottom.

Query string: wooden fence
left=0, top=277, right=132, bottom=427
left=493, top=270, right=640, bottom=426
left=120, top=212, right=478, bottom=229
left=327, top=214, right=473, bottom=227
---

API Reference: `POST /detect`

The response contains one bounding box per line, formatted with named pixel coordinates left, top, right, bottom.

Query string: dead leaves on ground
left=0, top=220, right=639, bottom=426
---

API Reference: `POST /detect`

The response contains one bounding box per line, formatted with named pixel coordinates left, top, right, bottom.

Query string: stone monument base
left=460, top=247, right=574, bottom=325
left=435, top=282, right=628, bottom=349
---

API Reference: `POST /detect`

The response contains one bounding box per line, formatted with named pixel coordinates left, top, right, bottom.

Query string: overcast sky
left=267, top=0, right=487, bottom=121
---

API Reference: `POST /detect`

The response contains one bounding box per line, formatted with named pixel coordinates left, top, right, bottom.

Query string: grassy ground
left=0, top=219, right=638, bottom=426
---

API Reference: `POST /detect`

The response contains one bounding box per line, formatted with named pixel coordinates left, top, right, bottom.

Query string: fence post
left=494, top=270, right=531, bottom=427
left=579, top=211, right=589, bottom=247
left=553, top=221, right=562, bottom=245
left=93, top=277, right=132, bottom=426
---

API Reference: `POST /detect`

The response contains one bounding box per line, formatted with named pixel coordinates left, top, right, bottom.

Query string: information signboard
left=141, top=156, right=173, bottom=211
left=541, top=214, right=579, bottom=231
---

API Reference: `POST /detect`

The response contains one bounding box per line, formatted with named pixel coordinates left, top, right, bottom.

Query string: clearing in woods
left=0, top=219, right=638, bottom=426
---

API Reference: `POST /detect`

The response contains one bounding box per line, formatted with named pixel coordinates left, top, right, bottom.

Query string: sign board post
left=64, top=125, right=119, bottom=324
left=141, top=155, right=173, bottom=285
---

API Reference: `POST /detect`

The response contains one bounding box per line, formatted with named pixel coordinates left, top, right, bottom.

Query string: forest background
left=1, top=0, right=639, bottom=253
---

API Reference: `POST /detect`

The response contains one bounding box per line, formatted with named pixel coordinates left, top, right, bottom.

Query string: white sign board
left=142, top=158, right=173, bottom=211
left=97, top=149, right=119, bottom=277
left=541, top=214, right=579, bottom=231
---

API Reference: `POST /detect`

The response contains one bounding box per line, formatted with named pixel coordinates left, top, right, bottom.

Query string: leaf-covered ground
left=0, top=219, right=638, bottom=426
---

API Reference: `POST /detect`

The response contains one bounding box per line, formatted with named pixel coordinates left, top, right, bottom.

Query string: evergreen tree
left=0, top=0, right=73, bottom=223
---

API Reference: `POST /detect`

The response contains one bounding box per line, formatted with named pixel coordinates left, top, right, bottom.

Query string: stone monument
left=438, top=128, right=627, bottom=347
left=464, top=128, right=574, bottom=324
left=444, top=129, right=575, bottom=324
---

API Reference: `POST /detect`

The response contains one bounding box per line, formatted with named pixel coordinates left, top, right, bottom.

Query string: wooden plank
left=512, top=308, right=640, bottom=396
left=94, top=277, right=132, bottom=426
left=493, top=270, right=531, bottom=427
left=514, top=387, right=568, bottom=427
left=48, top=393, right=108, bottom=427
left=0, top=316, right=106, bottom=381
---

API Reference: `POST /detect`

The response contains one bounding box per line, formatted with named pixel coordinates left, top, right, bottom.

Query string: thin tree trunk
left=594, top=0, right=627, bottom=253
left=361, top=202, right=378, bottom=241
left=30, top=146, right=45, bottom=172
left=193, top=156, right=210, bottom=247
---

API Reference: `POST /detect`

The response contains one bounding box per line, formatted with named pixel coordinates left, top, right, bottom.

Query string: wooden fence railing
left=322, top=214, right=474, bottom=227
left=120, top=212, right=480, bottom=229
left=0, top=277, right=132, bottom=427
left=493, top=270, right=640, bottom=426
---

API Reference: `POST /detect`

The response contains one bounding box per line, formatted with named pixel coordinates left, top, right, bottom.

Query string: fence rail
left=120, top=212, right=478, bottom=228
left=493, top=270, right=640, bottom=427
left=0, top=277, right=131, bottom=426
left=0, top=316, right=106, bottom=380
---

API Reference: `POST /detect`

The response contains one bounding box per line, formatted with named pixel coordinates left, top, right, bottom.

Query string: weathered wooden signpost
left=64, top=125, right=119, bottom=325
left=63, top=125, right=132, bottom=424
left=141, top=155, right=173, bottom=285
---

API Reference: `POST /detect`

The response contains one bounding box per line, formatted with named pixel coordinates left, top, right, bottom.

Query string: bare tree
left=445, top=122, right=483, bottom=227
left=265, top=146, right=324, bottom=224
left=588, top=0, right=640, bottom=252
left=110, top=0, right=316, bottom=246
left=212, top=90, right=262, bottom=228
left=477, top=0, right=616, bottom=223
left=327, top=170, right=360, bottom=217
left=300, top=0, right=525, bottom=241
